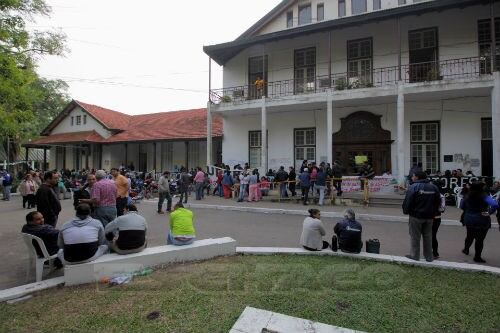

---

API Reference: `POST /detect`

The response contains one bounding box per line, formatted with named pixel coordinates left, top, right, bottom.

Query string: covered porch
left=217, top=73, right=499, bottom=179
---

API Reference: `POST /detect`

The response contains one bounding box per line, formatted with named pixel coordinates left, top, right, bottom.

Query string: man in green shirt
left=167, top=202, right=196, bottom=246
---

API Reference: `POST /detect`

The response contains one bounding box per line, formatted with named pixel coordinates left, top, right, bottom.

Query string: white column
left=492, top=72, right=500, bottom=179
left=326, top=92, right=333, bottom=166
left=397, top=82, right=406, bottom=181
left=261, top=96, right=268, bottom=173
left=206, top=101, right=212, bottom=167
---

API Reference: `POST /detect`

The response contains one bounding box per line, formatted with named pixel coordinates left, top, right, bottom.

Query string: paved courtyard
left=1, top=195, right=499, bottom=290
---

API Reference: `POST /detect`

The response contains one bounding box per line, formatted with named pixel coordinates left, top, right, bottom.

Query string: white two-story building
left=204, top=0, right=499, bottom=179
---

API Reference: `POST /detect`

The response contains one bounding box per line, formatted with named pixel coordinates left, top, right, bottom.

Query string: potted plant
left=220, top=95, right=232, bottom=103
left=335, top=77, right=348, bottom=91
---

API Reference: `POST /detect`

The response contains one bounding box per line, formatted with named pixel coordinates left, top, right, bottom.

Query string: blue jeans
left=158, top=191, right=172, bottom=212
left=195, top=182, right=204, bottom=200
left=2, top=186, right=11, bottom=200
left=239, top=184, right=247, bottom=201
left=179, top=188, right=188, bottom=203
left=316, top=185, right=326, bottom=205
left=94, top=206, right=117, bottom=227
left=279, top=183, right=288, bottom=198
left=166, top=233, right=195, bottom=246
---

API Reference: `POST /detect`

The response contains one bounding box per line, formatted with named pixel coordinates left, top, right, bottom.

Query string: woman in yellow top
left=167, top=202, right=196, bottom=246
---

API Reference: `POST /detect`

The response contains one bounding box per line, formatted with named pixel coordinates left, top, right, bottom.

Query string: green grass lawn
left=1, top=255, right=499, bottom=333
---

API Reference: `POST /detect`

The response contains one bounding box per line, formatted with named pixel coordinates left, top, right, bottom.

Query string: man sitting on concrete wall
left=105, top=204, right=147, bottom=255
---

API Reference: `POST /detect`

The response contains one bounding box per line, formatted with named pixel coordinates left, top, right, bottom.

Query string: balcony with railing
left=210, top=57, right=490, bottom=105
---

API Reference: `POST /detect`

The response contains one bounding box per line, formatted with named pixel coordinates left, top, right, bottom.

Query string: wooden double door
left=332, top=111, right=393, bottom=176
left=333, top=144, right=391, bottom=176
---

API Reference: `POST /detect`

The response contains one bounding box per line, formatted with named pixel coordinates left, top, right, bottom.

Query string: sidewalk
left=176, top=195, right=471, bottom=223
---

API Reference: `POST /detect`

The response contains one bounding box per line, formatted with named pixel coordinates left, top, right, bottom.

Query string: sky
left=33, top=0, right=282, bottom=114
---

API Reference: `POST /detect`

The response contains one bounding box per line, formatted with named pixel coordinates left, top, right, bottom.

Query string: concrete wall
left=50, top=106, right=112, bottom=139
left=221, top=96, right=490, bottom=175
left=257, top=1, right=435, bottom=36
left=223, top=4, right=495, bottom=89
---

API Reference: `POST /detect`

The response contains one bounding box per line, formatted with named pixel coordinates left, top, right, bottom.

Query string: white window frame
left=76, top=115, right=81, bottom=125
left=298, top=3, right=312, bottom=25
left=249, top=131, right=262, bottom=168
left=317, top=3, right=324, bottom=22
left=351, top=0, right=367, bottom=15
left=294, top=128, right=316, bottom=170
left=410, top=122, right=440, bottom=174
left=286, top=11, right=293, bottom=28
left=338, top=0, right=346, bottom=17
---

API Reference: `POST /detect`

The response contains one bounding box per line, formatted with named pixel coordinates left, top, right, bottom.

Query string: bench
left=64, top=237, right=236, bottom=286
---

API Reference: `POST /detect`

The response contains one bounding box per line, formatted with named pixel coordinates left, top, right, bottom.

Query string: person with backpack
left=460, top=182, right=498, bottom=263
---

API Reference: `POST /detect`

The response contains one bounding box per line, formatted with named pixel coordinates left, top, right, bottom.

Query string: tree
left=0, top=0, right=68, bottom=167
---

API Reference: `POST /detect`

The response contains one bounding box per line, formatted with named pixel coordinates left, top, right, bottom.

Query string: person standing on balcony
left=254, top=76, right=264, bottom=98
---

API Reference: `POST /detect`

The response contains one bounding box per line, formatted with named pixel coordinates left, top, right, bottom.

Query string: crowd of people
left=18, top=167, right=197, bottom=268
left=299, top=170, right=499, bottom=263
left=212, top=159, right=360, bottom=205
left=5, top=159, right=500, bottom=275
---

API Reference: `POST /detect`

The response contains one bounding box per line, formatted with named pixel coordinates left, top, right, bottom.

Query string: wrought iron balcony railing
left=210, top=57, right=489, bottom=105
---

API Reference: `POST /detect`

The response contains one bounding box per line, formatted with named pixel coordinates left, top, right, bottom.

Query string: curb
left=0, top=277, right=65, bottom=302
left=183, top=203, right=474, bottom=226
left=236, top=247, right=500, bottom=276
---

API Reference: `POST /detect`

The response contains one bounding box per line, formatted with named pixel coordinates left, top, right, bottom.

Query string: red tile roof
left=33, top=101, right=223, bottom=145
left=30, top=131, right=104, bottom=145
left=74, top=100, right=131, bottom=130
left=108, top=108, right=222, bottom=142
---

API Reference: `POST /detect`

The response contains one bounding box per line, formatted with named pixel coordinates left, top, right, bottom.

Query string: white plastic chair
left=21, top=233, right=58, bottom=282
left=454, top=186, right=463, bottom=208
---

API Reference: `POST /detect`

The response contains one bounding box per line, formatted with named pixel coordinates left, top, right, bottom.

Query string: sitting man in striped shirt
left=105, top=204, right=148, bottom=255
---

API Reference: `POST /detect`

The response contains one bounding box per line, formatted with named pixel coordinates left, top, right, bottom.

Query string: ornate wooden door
left=332, top=112, right=393, bottom=175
